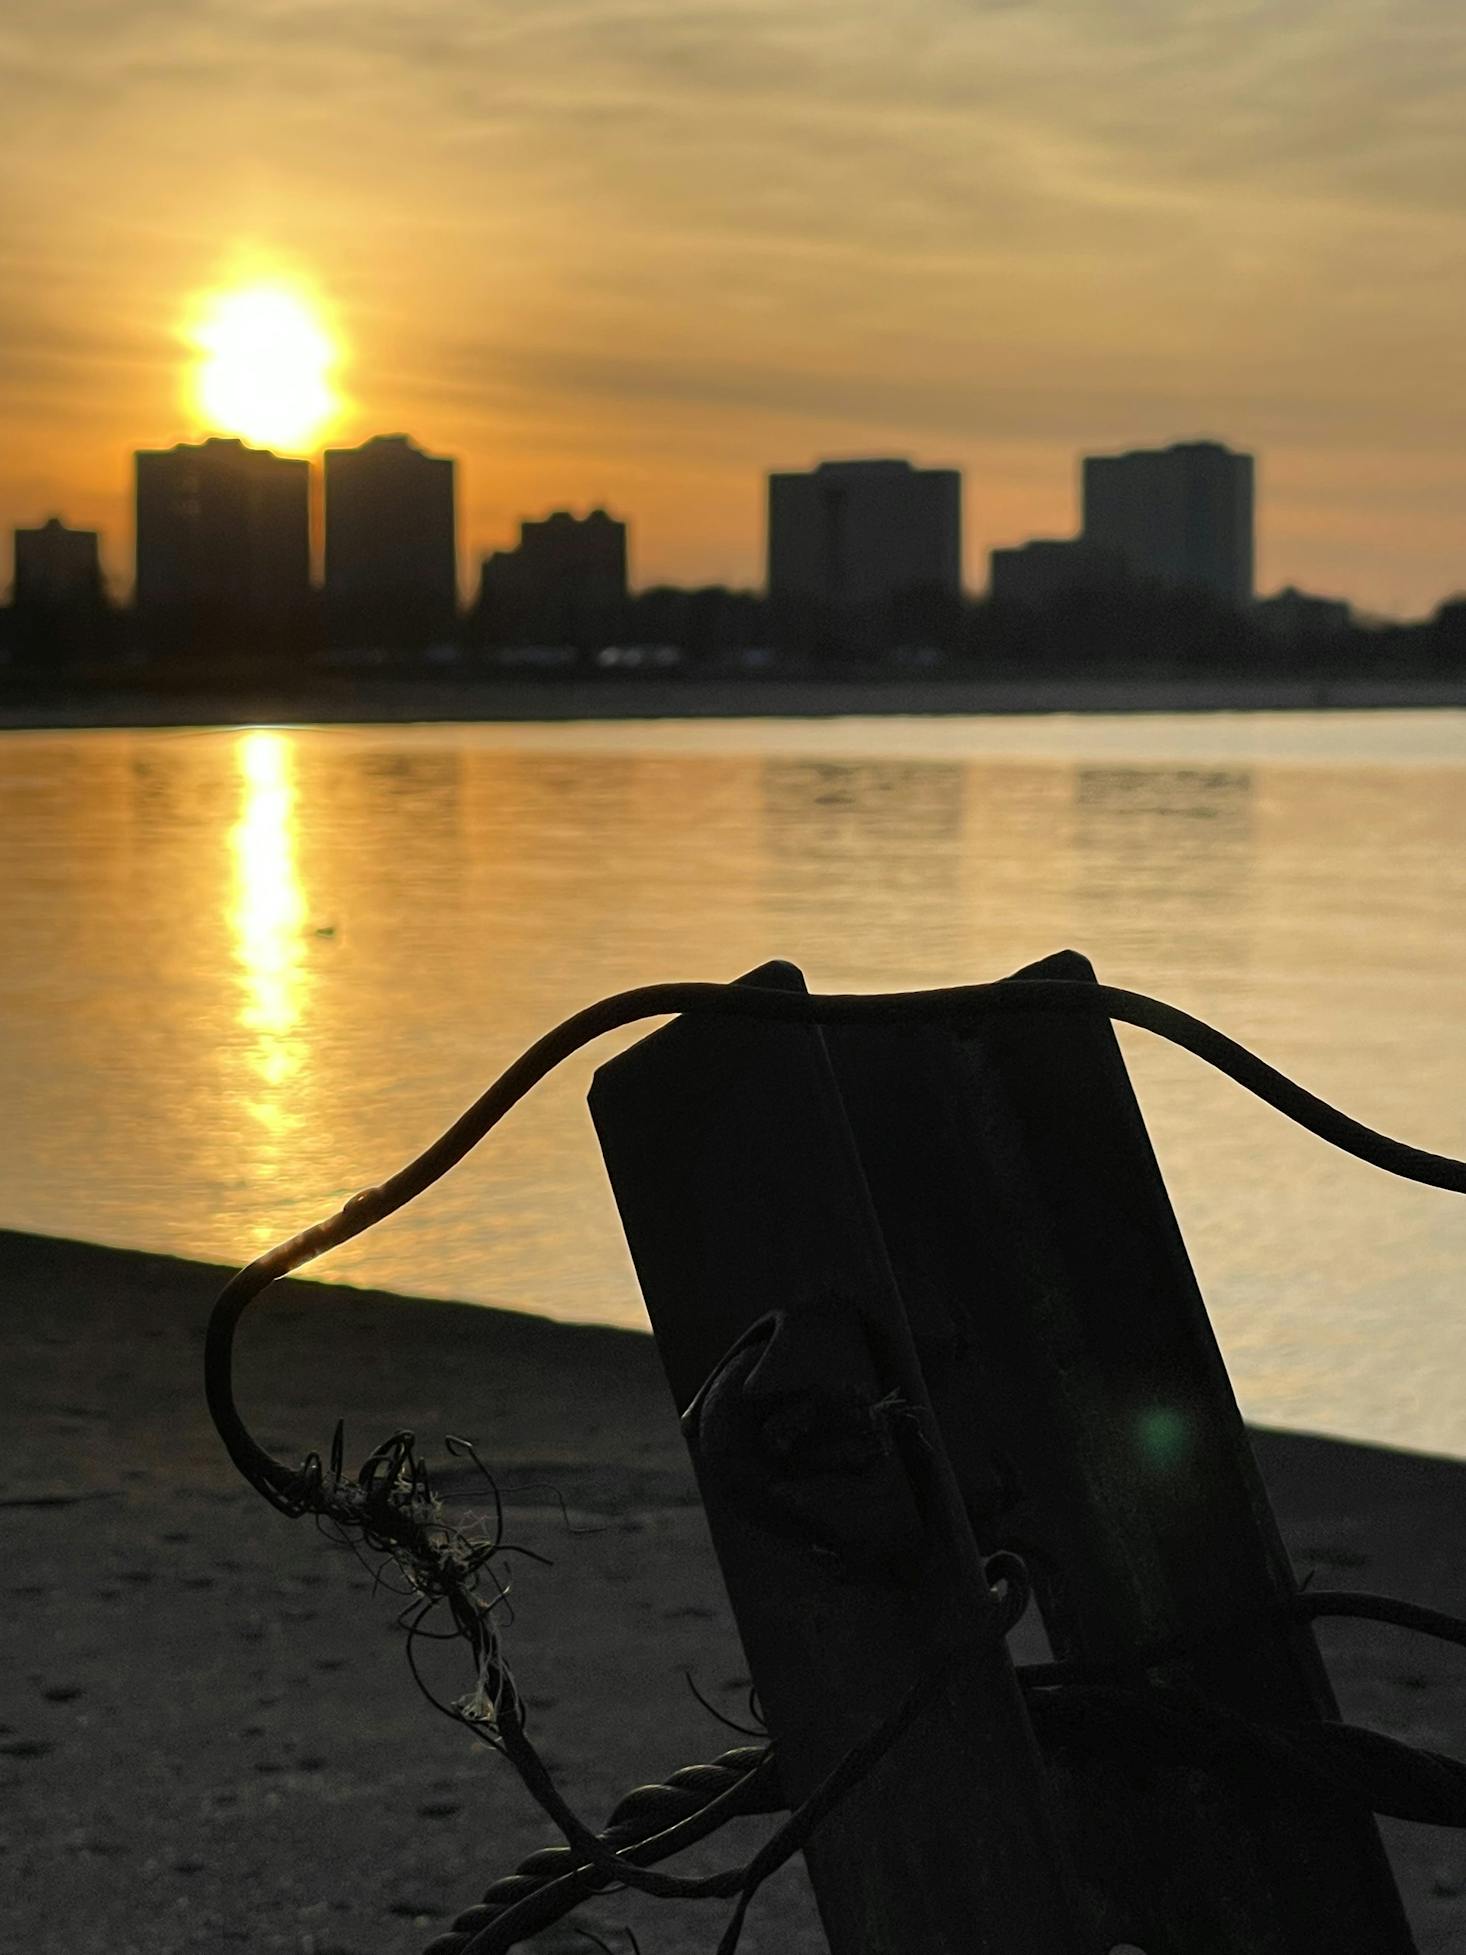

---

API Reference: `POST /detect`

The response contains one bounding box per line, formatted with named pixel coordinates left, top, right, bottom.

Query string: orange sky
left=3, top=0, right=1464, bottom=615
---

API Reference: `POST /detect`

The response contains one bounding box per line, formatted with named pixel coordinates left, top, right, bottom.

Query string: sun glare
left=190, top=283, right=338, bottom=452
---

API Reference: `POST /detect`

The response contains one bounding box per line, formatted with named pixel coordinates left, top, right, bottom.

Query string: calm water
left=4, top=713, right=1466, bottom=1455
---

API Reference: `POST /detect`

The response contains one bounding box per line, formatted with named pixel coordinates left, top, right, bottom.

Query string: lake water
left=4, top=712, right=1466, bottom=1456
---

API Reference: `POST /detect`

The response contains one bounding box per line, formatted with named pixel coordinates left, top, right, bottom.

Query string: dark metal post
left=589, top=963, right=1096, bottom=1955
left=820, top=948, right=1416, bottom=1954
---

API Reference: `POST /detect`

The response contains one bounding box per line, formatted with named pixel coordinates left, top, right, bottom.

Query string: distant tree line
left=3, top=577, right=1466, bottom=695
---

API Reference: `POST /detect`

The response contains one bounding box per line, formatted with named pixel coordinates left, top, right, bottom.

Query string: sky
left=2, top=0, right=1464, bottom=615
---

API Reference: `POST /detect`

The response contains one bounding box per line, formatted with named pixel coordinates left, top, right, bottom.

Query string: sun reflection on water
left=230, top=730, right=307, bottom=1137
left=8, top=720, right=1466, bottom=1453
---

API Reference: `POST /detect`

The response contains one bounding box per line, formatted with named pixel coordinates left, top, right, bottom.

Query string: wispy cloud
left=2, top=0, right=1464, bottom=604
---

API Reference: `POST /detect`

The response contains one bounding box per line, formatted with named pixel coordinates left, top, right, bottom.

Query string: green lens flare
left=1137, top=1405, right=1190, bottom=1471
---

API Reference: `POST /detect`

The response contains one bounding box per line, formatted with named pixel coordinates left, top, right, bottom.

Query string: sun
left=189, top=282, right=339, bottom=452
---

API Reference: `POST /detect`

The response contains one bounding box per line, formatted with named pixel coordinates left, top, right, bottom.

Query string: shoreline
left=5, top=1228, right=1466, bottom=1951
left=7, top=671, right=1466, bottom=730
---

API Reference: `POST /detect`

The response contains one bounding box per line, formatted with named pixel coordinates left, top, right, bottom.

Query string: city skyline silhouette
left=2, top=407, right=1457, bottom=623
left=0, top=423, right=1406, bottom=616
left=3, top=2, right=1465, bottom=616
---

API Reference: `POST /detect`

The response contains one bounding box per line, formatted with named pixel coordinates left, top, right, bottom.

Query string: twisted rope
left=420, top=1746, right=784, bottom=1955
left=421, top=1582, right=1466, bottom=1955
left=441, top=1559, right=1032, bottom=1955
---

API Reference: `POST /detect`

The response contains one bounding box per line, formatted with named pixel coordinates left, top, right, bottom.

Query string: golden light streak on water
left=229, top=730, right=307, bottom=1142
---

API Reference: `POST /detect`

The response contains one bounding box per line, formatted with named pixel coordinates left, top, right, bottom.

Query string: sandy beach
left=5, top=1229, right=1466, bottom=1953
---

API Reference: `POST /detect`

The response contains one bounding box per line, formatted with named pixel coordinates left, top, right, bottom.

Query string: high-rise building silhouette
left=1081, top=440, right=1253, bottom=605
left=8, top=517, right=107, bottom=668
left=13, top=518, right=102, bottom=608
left=767, top=459, right=962, bottom=615
left=323, top=434, right=457, bottom=646
left=134, top=437, right=310, bottom=639
left=478, top=509, right=628, bottom=643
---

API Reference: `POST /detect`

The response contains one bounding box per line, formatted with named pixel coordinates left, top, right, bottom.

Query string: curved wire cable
left=206, top=972, right=1466, bottom=1504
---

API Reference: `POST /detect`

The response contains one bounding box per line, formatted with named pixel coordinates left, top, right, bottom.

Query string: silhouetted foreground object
left=590, top=960, right=1092, bottom=1951
left=590, top=954, right=1412, bottom=1952
left=821, top=950, right=1413, bottom=1947
left=206, top=962, right=1466, bottom=1953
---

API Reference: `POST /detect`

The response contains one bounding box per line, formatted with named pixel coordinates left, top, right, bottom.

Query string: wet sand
left=4, top=1230, right=1465, bottom=1953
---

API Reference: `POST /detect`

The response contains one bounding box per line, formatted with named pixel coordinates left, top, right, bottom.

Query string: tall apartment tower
left=323, top=434, right=457, bottom=646
left=13, top=518, right=102, bottom=607
left=134, top=438, right=310, bottom=634
left=1081, top=440, right=1254, bottom=605
left=767, top=459, right=962, bottom=616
